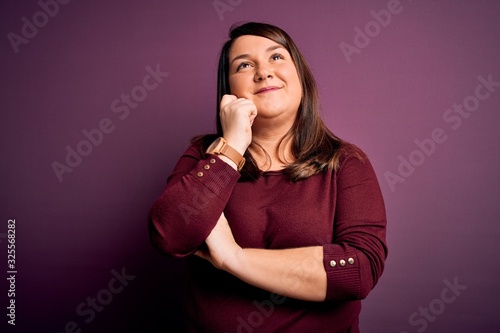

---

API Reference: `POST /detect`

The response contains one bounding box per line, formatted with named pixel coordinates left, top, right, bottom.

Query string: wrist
left=222, top=246, right=245, bottom=274
left=224, top=139, right=248, bottom=156
left=218, top=155, right=237, bottom=170
left=206, top=137, right=246, bottom=171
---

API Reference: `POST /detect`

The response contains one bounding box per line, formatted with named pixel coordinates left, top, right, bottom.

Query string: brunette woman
left=149, top=22, right=387, bottom=332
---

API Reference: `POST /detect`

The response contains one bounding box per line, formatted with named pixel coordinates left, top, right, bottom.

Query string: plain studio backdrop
left=1, top=0, right=499, bottom=332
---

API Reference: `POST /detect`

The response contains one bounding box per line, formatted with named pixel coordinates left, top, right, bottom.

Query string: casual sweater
left=148, top=143, right=387, bottom=333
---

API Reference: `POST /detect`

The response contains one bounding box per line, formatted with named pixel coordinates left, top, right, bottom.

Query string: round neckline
left=262, top=169, right=284, bottom=176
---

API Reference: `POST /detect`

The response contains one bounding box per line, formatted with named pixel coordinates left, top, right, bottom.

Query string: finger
left=232, top=99, right=258, bottom=117
left=220, top=94, right=238, bottom=110
left=247, top=105, right=258, bottom=125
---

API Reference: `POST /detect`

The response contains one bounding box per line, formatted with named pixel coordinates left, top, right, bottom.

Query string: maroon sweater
left=149, top=144, right=387, bottom=332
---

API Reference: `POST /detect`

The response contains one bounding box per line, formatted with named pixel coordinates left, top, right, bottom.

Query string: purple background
left=1, top=0, right=499, bottom=332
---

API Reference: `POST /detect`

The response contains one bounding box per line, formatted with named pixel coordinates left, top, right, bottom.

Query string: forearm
left=225, top=246, right=327, bottom=302
left=149, top=151, right=240, bottom=256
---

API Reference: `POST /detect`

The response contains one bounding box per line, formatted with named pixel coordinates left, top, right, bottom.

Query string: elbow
left=357, top=258, right=386, bottom=300
left=149, top=222, right=194, bottom=258
left=148, top=208, right=194, bottom=258
left=357, top=281, right=373, bottom=300
left=149, top=225, right=174, bottom=257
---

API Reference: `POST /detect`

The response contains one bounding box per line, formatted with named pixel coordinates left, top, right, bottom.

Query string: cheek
left=285, top=69, right=302, bottom=100
left=280, top=65, right=300, bottom=88
left=229, top=76, right=248, bottom=97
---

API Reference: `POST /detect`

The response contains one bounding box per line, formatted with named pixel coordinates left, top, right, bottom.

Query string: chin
left=258, top=108, right=296, bottom=120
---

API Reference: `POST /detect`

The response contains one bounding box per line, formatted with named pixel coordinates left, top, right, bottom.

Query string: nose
left=254, top=65, right=273, bottom=81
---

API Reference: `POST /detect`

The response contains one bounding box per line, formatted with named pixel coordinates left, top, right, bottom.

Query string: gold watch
left=206, top=137, right=245, bottom=171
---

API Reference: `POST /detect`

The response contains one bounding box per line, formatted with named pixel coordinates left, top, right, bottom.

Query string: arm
left=196, top=152, right=387, bottom=302
left=148, top=146, right=241, bottom=257
left=195, top=213, right=326, bottom=301
left=323, top=152, right=387, bottom=300
left=148, top=95, right=257, bottom=257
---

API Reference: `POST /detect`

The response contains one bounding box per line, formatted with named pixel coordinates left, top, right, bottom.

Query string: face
left=228, top=35, right=302, bottom=121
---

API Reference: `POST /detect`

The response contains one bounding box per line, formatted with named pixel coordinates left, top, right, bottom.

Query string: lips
left=255, top=86, right=282, bottom=94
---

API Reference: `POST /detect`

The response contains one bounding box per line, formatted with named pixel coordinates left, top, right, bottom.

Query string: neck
left=250, top=117, right=295, bottom=170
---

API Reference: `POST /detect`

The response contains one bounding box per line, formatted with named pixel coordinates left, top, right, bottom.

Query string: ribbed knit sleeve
left=322, top=153, right=387, bottom=301
left=148, top=145, right=241, bottom=257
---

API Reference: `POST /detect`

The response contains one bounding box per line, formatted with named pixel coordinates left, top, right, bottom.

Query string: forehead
left=229, top=35, right=285, bottom=59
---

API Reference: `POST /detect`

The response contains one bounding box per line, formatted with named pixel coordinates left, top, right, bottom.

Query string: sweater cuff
left=188, top=154, right=240, bottom=202
left=323, top=244, right=361, bottom=300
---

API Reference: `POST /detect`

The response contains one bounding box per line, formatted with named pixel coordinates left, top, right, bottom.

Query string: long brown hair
left=193, top=22, right=360, bottom=181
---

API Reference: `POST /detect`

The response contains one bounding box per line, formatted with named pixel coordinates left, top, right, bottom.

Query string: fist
left=219, top=95, right=257, bottom=154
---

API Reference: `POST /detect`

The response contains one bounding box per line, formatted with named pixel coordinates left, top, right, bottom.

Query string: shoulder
left=337, top=142, right=367, bottom=165
left=336, top=143, right=379, bottom=183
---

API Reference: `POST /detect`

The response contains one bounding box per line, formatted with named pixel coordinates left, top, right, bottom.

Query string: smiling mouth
left=255, top=86, right=282, bottom=94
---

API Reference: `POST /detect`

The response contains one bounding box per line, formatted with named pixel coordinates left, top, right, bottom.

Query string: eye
left=271, top=53, right=284, bottom=61
left=236, top=62, right=252, bottom=72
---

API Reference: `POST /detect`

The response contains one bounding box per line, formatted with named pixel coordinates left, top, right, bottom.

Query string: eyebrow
left=230, top=45, right=284, bottom=65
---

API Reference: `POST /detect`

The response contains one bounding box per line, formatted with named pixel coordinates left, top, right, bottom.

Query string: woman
left=149, top=22, right=387, bottom=332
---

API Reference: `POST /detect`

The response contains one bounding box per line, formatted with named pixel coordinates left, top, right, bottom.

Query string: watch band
left=206, top=137, right=245, bottom=171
